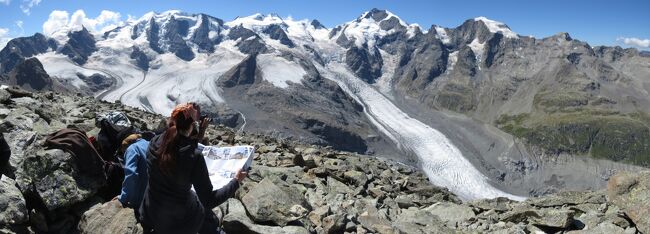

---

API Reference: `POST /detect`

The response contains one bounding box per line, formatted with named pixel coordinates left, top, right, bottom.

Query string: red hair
left=157, top=103, right=200, bottom=173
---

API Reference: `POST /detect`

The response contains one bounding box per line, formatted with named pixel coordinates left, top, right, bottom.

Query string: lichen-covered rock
left=393, top=207, right=452, bottom=233
left=77, top=200, right=142, bottom=234
left=220, top=198, right=309, bottom=234
left=0, top=176, right=28, bottom=226
left=425, top=202, right=475, bottom=227
left=607, top=171, right=650, bottom=233
left=242, top=177, right=311, bottom=226
left=14, top=149, right=105, bottom=211
left=500, top=207, right=575, bottom=228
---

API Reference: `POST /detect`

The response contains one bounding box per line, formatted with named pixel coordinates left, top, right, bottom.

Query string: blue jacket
left=118, top=138, right=149, bottom=208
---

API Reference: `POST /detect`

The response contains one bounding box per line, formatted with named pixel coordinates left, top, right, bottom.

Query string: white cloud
left=0, top=0, right=10, bottom=6
left=20, top=0, right=41, bottom=15
left=0, top=28, right=11, bottom=50
left=15, top=20, right=24, bottom=34
left=43, top=10, right=69, bottom=36
left=42, top=9, right=123, bottom=37
left=617, top=37, right=650, bottom=48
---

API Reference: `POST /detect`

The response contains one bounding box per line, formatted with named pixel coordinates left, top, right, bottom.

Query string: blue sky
left=1, top=0, right=649, bottom=49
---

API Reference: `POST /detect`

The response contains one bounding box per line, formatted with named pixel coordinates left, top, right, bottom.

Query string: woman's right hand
left=234, top=169, right=248, bottom=182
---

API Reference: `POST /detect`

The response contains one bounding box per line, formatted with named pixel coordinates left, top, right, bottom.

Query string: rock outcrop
left=0, top=87, right=648, bottom=233
left=607, top=171, right=650, bottom=233
left=77, top=200, right=142, bottom=234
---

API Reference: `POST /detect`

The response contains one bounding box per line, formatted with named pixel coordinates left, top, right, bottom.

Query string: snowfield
left=257, top=53, right=306, bottom=88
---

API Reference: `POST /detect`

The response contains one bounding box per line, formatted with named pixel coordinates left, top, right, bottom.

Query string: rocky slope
left=0, top=87, right=649, bottom=233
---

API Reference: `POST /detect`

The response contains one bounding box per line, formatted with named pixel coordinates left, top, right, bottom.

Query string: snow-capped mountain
left=1, top=9, right=649, bottom=200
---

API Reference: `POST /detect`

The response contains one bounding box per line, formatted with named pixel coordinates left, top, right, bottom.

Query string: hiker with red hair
left=139, top=103, right=246, bottom=234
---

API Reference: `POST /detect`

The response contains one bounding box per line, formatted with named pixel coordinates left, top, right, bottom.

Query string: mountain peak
left=361, top=8, right=390, bottom=22
left=310, top=19, right=326, bottom=29
left=473, top=16, right=518, bottom=38
left=226, top=13, right=285, bottom=29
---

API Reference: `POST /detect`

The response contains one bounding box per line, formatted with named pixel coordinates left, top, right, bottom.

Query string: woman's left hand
left=198, top=117, right=211, bottom=139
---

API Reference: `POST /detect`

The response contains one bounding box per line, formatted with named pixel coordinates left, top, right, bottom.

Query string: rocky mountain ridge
left=0, top=87, right=649, bottom=233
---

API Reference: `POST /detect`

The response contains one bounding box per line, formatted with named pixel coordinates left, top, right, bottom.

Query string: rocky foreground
left=0, top=87, right=648, bottom=234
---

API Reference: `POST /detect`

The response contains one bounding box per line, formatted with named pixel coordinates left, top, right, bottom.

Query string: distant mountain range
left=1, top=8, right=648, bottom=199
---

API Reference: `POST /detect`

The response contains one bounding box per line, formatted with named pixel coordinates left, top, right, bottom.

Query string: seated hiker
left=96, top=116, right=135, bottom=162
left=0, top=132, right=11, bottom=178
left=95, top=114, right=137, bottom=198
left=114, top=134, right=149, bottom=209
left=139, top=103, right=246, bottom=234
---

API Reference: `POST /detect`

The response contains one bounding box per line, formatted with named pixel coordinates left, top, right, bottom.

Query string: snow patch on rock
left=257, top=53, right=306, bottom=88
left=474, top=16, right=518, bottom=39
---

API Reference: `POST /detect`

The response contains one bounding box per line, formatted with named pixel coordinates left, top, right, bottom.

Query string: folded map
left=197, top=144, right=255, bottom=190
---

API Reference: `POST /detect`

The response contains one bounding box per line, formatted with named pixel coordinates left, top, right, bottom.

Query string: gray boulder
left=0, top=176, right=28, bottom=226
left=500, top=208, right=575, bottom=228
left=15, top=149, right=105, bottom=211
left=220, top=198, right=309, bottom=234
left=425, top=202, right=475, bottom=227
left=394, top=207, right=452, bottom=234
left=607, top=171, right=650, bottom=233
left=77, top=200, right=142, bottom=234
left=242, top=177, right=311, bottom=226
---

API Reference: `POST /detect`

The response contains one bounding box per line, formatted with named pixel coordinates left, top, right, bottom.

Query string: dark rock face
left=483, top=33, right=504, bottom=68
left=262, top=24, right=294, bottom=48
left=567, top=52, right=582, bottom=64
left=1, top=57, right=75, bottom=94
left=228, top=25, right=257, bottom=41
left=200, top=103, right=243, bottom=128
left=130, top=24, right=140, bottom=40
left=228, top=26, right=268, bottom=54
left=394, top=32, right=448, bottom=90
left=594, top=46, right=627, bottom=62
left=190, top=14, right=223, bottom=53
left=58, top=27, right=97, bottom=65
left=363, top=8, right=389, bottom=22
left=76, top=73, right=115, bottom=92
left=379, top=16, right=405, bottom=31
left=129, top=47, right=150, bottom=71
left=6, top=58, right=53, bottom=91
left=0, top=33, right=56, bottom=74
left=163, top=16, right=195, bottom=61
left=345, top=46, right=383, bottom=83
left=237, top=38, right=268, bottom=55
left=454, top=46, right=477, bottom=76
left=102, top=26, right=123, bottom=39
left=296, top=117, right=367, bottom=153
left=146, top=18, right=163, bottom=54
left=219, top=55, right=259, bottom=87
left=328, top=26, right=342, bottom=39
left=449, top=19, right=494, bottom=48
left=310, top=19, right=325, bottom=29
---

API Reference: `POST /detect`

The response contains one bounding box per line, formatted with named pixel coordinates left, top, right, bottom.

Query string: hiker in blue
left=117, top=134, right=150, bottom=209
